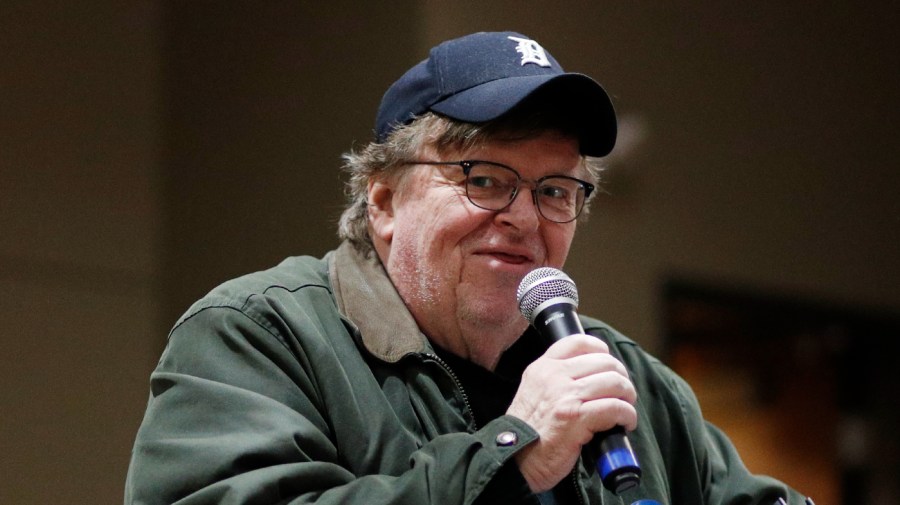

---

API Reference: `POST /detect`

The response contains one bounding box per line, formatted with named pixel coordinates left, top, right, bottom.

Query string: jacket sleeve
left=125, top=298, right=537, bottom=505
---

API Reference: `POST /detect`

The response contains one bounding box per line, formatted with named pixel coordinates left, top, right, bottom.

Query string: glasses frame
left=405, top=160, right=595, bottom=223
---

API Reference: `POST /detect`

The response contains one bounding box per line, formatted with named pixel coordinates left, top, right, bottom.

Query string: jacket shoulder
left=579, top=315, right=642, bottom=352
left=170, top=253, right=334, bottom=335
left=578, top=315, right=679, bottom=388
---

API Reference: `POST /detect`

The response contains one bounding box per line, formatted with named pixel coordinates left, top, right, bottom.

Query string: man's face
left=368, top=132, right=584, bottom=369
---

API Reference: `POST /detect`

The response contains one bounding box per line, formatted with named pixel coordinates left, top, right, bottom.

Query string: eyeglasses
left=406, top=160, right=595, bottom=223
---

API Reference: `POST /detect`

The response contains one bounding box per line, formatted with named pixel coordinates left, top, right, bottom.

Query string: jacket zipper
left=424, top=352, right=478, bottom=431
left=571, top=469, right=587, bottom=505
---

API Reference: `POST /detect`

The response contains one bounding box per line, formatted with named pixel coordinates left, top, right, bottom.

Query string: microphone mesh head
left=517, top=267, right=579, bottom=322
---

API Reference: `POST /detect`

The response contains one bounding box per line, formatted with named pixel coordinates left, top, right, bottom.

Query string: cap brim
left=429, top=73, right=617, bottom=157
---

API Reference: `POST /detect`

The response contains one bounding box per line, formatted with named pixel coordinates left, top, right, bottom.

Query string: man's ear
left=367, top=178, right=395, bottom=244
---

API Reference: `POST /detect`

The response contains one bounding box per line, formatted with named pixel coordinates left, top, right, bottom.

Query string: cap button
left=495, top=431, right=519, bottom=446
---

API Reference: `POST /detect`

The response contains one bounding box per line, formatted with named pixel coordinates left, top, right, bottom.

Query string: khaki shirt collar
left=328, top=241, right=430, bottom=362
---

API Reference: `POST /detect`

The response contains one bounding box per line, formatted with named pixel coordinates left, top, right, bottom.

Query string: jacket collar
left=328, top=241, right=431, bottom=362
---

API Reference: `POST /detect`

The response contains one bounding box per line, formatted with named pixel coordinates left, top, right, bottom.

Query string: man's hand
left=506, top=335, right=638, bottom=493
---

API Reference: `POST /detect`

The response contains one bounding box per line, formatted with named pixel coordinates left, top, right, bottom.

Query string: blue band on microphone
left=598, top=445, right=640, bottom=479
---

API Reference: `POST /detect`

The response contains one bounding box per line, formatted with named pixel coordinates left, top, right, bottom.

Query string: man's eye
left=469, top=176, right=498, bottom=189
left=539, top=185, right=569, bottom=199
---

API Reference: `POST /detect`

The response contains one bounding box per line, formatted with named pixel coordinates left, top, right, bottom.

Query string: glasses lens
left=535, top=177, right=586, bottom=222
left=465, top=163, right=519, bottom=210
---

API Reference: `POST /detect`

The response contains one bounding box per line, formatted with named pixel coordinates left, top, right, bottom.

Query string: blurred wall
left=1, top=1, right=897, bottom=503
left=0, top=2, right=162, bottom=503
left=160, top=1, right=419, bottom=323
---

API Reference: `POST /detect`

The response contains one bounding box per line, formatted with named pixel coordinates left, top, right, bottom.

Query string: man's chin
left=459, top=299, right=526, bottom=329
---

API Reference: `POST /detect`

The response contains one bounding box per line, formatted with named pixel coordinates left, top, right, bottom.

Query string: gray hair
left=338, top=112, right=605, bottom=255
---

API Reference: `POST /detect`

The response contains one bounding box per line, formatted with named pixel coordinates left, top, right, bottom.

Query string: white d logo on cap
left=507, top=36, right=551, bottom=68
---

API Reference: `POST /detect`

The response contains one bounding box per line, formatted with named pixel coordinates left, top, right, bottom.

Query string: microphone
left=517, top=267, right=642, bottom=495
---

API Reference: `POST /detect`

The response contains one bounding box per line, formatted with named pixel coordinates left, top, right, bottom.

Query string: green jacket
left=125, top=242, right=806, bottom=504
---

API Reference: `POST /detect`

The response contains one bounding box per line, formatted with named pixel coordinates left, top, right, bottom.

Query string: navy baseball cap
left=375, top=31, right=617, bottom=156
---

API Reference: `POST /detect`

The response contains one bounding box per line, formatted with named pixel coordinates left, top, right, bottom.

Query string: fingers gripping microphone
left=517, top=267, right=641, bottom=495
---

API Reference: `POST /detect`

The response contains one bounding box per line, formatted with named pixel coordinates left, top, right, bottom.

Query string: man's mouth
left=485, top=252, right=530, bottom=264
left=473, top=245, right=536, bottom=266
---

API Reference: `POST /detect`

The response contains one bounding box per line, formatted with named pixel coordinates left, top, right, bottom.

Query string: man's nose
left=496, top=186, right=541, bottom=231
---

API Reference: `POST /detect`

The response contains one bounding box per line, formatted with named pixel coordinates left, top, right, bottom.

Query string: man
left=126, top=32, right=809, bottom=504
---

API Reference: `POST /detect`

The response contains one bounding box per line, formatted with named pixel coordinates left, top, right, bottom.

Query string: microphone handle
left=533, top=303, right=642, bottom=494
